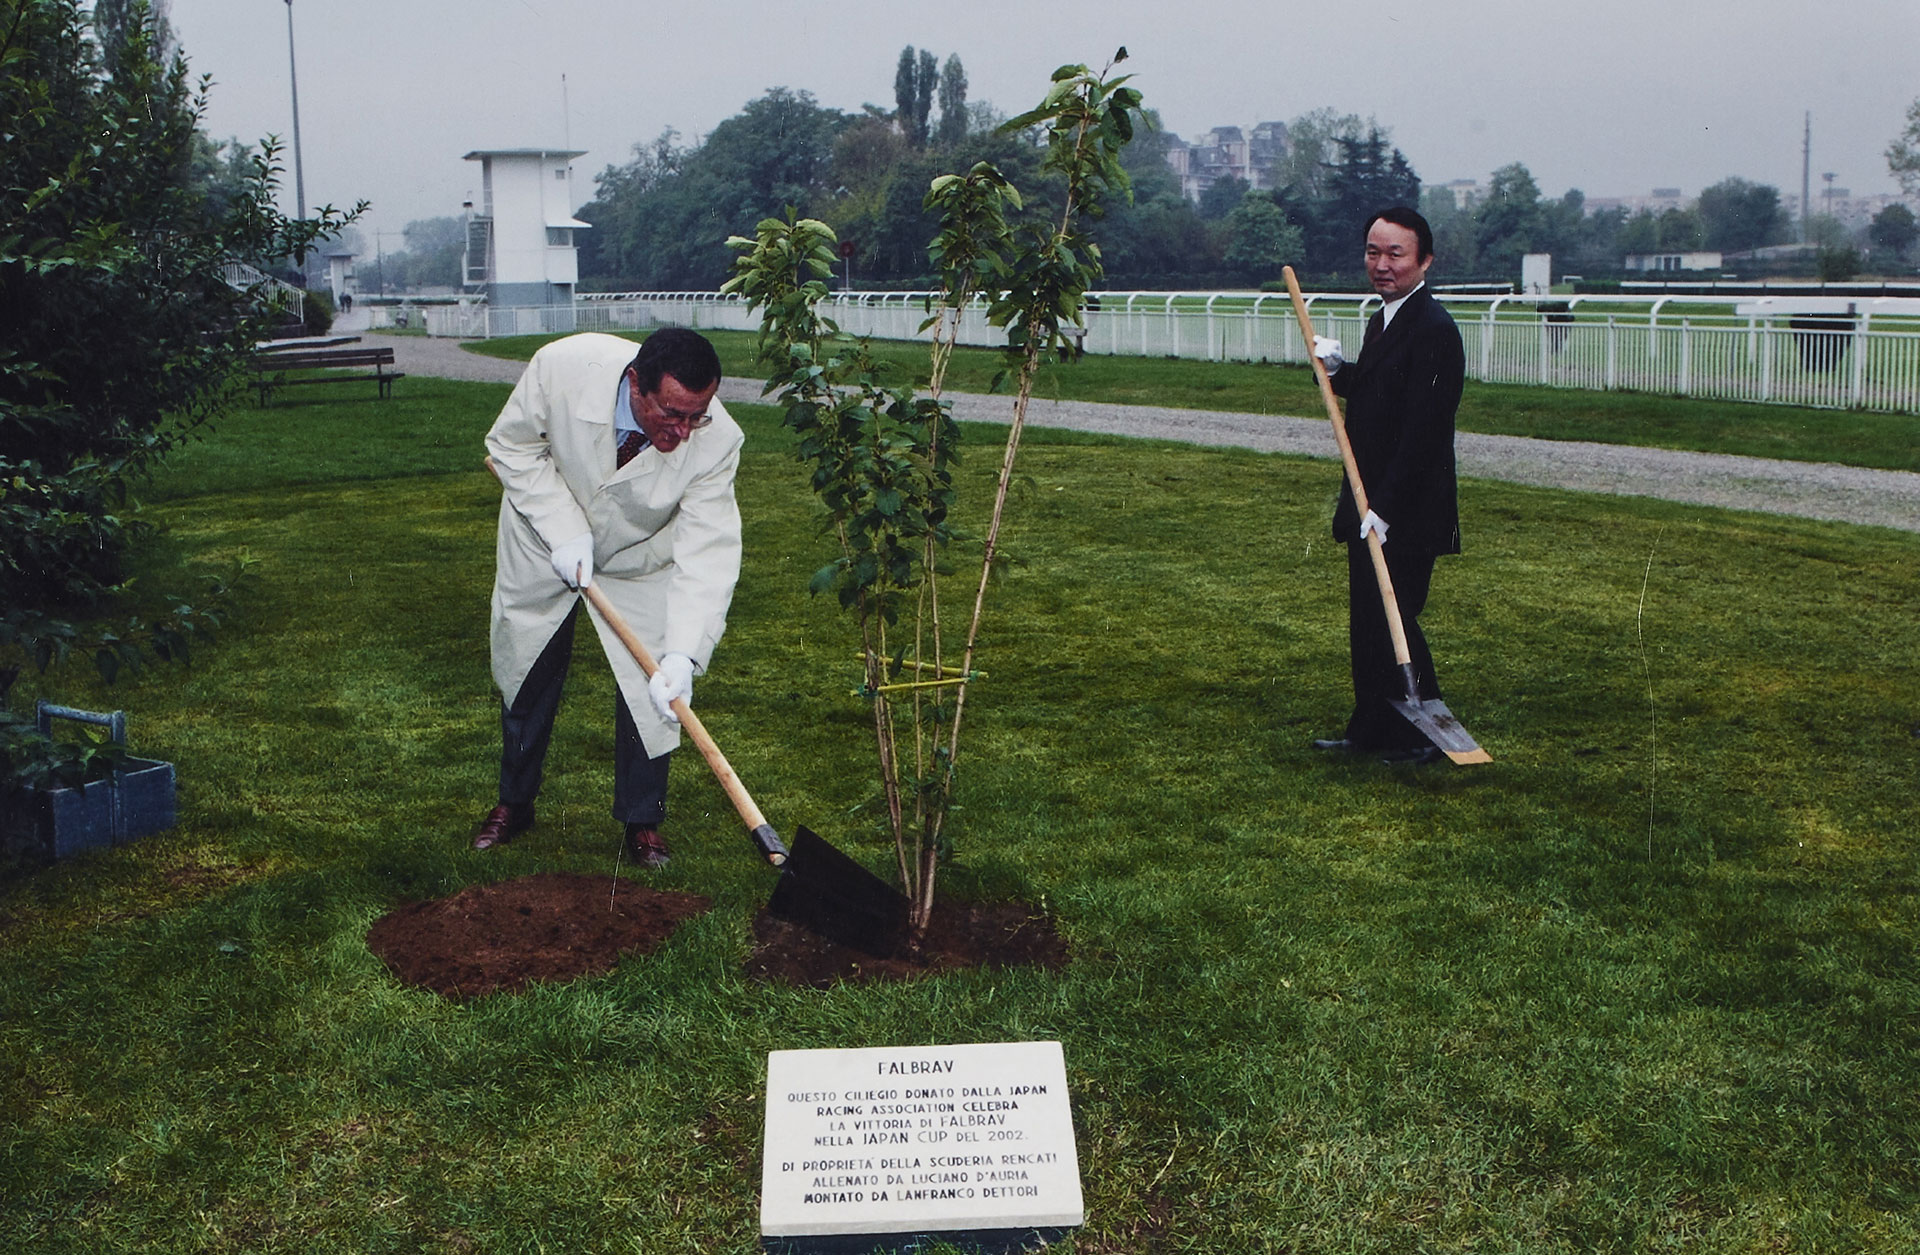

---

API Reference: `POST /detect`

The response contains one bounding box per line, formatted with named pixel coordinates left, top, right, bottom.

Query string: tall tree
left=1535, top=188, right=1588, bottom=262
left=575, top=128, right=683, bottom=287
left=1089, top=107, right=1220, bottom=285
left=394, top=216, right=467, bottom=289
left=1275, top=108, right=1371, bottom=201
left=1310, top=128, right=1419, bottom=273
left=1472, top=162, right=1545, bottom=276
left=1223, top=192, right=1304, bottom=281
left=1696, top=177, right=1790, bottom=252
left=1656, top=206, right=1705, bottom=250
left=893, top=46, right=918, bottom=141
left=2, top=0, right=348, bottom=734
left=1197, top=174, right=1249, bottom=222
left=576, top=90, right=848, bottom=290
left=1888, top=96, right=1920, bottom=195
left=88, top=0, right=173, bottom=64
left=915, top=48, right=937, bottom=147
left=936, top=53, right=968, bottom=147
left=1421, top=184, right=1480, bottom=273
left=1617, top=205, right=1705, bottom=255
left=891, top=45, right=940, bottom=147
left=1870, top=202, right=1917, bottom=265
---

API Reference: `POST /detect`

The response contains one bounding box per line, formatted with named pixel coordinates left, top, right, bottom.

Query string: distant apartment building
left=1584, top=187, right=1690, bottom=217
left=1165, top=121, right=1290, bottom=202
left=1781, top=190, right=1918, bottom=229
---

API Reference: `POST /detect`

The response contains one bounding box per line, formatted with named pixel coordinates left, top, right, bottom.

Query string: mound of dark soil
left=366, top=872, right=710, bottom=999
left=746, top=899, right=1069, bottom=988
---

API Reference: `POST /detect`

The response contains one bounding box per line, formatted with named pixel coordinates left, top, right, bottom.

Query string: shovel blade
left=1389, top=695, right=1493, bottom=765
left=766, top=826, right=911, bottom=957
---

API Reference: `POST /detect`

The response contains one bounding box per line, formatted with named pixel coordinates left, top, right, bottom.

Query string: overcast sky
left=166, top=0, right=1918, bottom=249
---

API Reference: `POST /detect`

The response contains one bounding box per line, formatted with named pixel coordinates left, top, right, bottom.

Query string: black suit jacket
left=1328, top=285, right=1464, bottom=555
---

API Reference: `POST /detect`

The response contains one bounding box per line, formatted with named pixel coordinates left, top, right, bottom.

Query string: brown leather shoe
left=625, top=823, right=670, bottom=869
left=472, top=803, right=533, bottom=850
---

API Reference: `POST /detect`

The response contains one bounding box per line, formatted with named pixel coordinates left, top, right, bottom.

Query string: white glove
left=1360, top=509, right=1390, bottom=544
left=648, top=653, right=695, bottom=724
left=549, top=532, right=593, bottom=589
left=1312, top=335, right=1345, bottom=371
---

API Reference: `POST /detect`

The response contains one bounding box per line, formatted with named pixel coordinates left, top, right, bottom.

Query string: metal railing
left=220, top=261, right=305, bottom=321
left=449, top=290, right=1920, bottom=414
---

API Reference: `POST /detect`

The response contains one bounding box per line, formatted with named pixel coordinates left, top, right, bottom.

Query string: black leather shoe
left=1379, top=745, right=1444, bottom=765
left=625, top=824, right=670, bottom=869
left=473, top=803, right=534, bottom=850
left=1311, top=737, right=1357, bottom=752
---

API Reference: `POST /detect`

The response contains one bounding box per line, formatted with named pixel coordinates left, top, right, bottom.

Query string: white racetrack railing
left=445, top=290, right=1920, bottom=414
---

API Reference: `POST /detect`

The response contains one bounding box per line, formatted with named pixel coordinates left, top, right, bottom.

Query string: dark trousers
left=499, top=602, right=670, bottom=824
left=1344, top=539, right=1441, bottom=751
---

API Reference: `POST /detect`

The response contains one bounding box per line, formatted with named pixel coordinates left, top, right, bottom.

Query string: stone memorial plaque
left=761, top=1041, right=1082, bottom=1245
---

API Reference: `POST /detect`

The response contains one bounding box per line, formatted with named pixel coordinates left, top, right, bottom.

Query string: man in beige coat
left=473, top=329, right=743, bottom=867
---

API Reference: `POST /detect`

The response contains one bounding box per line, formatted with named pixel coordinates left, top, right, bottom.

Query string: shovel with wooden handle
left=1281, top=267, right=1492, bottom=766
left=588, top=578, right=911, bottom=955
left=578, top=582, right=791, bottom=864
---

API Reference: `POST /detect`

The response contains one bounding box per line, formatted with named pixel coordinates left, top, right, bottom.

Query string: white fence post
left=1760, top=322, right=1773, bottom=402
left=1679, top=319, right=1692, bottom=395
left=1852, top=313, right=1870, bottom=408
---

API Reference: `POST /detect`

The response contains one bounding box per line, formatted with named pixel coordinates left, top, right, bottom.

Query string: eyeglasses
left=646, top=396, right=712, bottom=429
left=631, top=381, right=713, bottom=432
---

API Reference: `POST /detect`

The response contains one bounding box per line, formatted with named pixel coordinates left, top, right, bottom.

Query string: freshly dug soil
left=366, top=872, right=710, bottom=1000
left=746, top=899, right=1069, bottom=988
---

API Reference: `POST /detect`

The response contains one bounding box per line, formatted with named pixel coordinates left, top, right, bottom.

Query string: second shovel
left=1282, top=266, right=1491, bottom=765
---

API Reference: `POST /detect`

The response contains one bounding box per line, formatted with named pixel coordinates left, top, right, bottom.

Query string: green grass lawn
left=3, top=377, right=1918, bottom=1252
left=471, top=330, right=1920, bottom=472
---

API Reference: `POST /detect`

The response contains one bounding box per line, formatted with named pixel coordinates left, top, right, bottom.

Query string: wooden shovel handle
left=1281, top=267, right=1416, bottom=671
left=579, top=583, right=768, bottom=834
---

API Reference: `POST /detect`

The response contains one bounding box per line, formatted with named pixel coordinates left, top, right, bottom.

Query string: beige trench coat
left=486, top=333, right=743, bottom=758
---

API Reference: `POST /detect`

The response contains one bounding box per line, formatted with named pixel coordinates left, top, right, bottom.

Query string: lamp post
left=283, top=0, right=308, bottom=270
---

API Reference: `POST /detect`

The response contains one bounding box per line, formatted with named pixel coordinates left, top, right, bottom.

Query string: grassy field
left=2, top=376, right=1918, bottom=1252
left=471, top=330, right=1920, bottom=472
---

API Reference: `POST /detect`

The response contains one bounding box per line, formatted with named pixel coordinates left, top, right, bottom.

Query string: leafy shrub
left=301, top=287, right=336, bottom=337
left=0, top=0, right=355, bottom=795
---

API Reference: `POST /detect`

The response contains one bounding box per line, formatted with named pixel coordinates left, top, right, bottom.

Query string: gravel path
left=362, top=331, right=1920, bottom=534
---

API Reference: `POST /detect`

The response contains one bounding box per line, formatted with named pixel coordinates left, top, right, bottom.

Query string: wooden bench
left=252, top=346, right=404, bottom=403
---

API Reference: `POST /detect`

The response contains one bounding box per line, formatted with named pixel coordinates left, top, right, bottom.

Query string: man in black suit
left=1310, top=207, right=1465, bottom=764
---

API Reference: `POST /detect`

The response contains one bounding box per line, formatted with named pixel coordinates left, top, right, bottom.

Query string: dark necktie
left=616, top=429, right=648, bottom=468
left=1361, top=311, right=1384, bottom=357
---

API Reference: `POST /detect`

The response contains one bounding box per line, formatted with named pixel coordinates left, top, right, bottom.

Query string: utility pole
left=561, top=74, right=577, bottom=218
left=283, top=0, right=308, bottom=271
left=1797, top=115, right=1812, bottom=247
